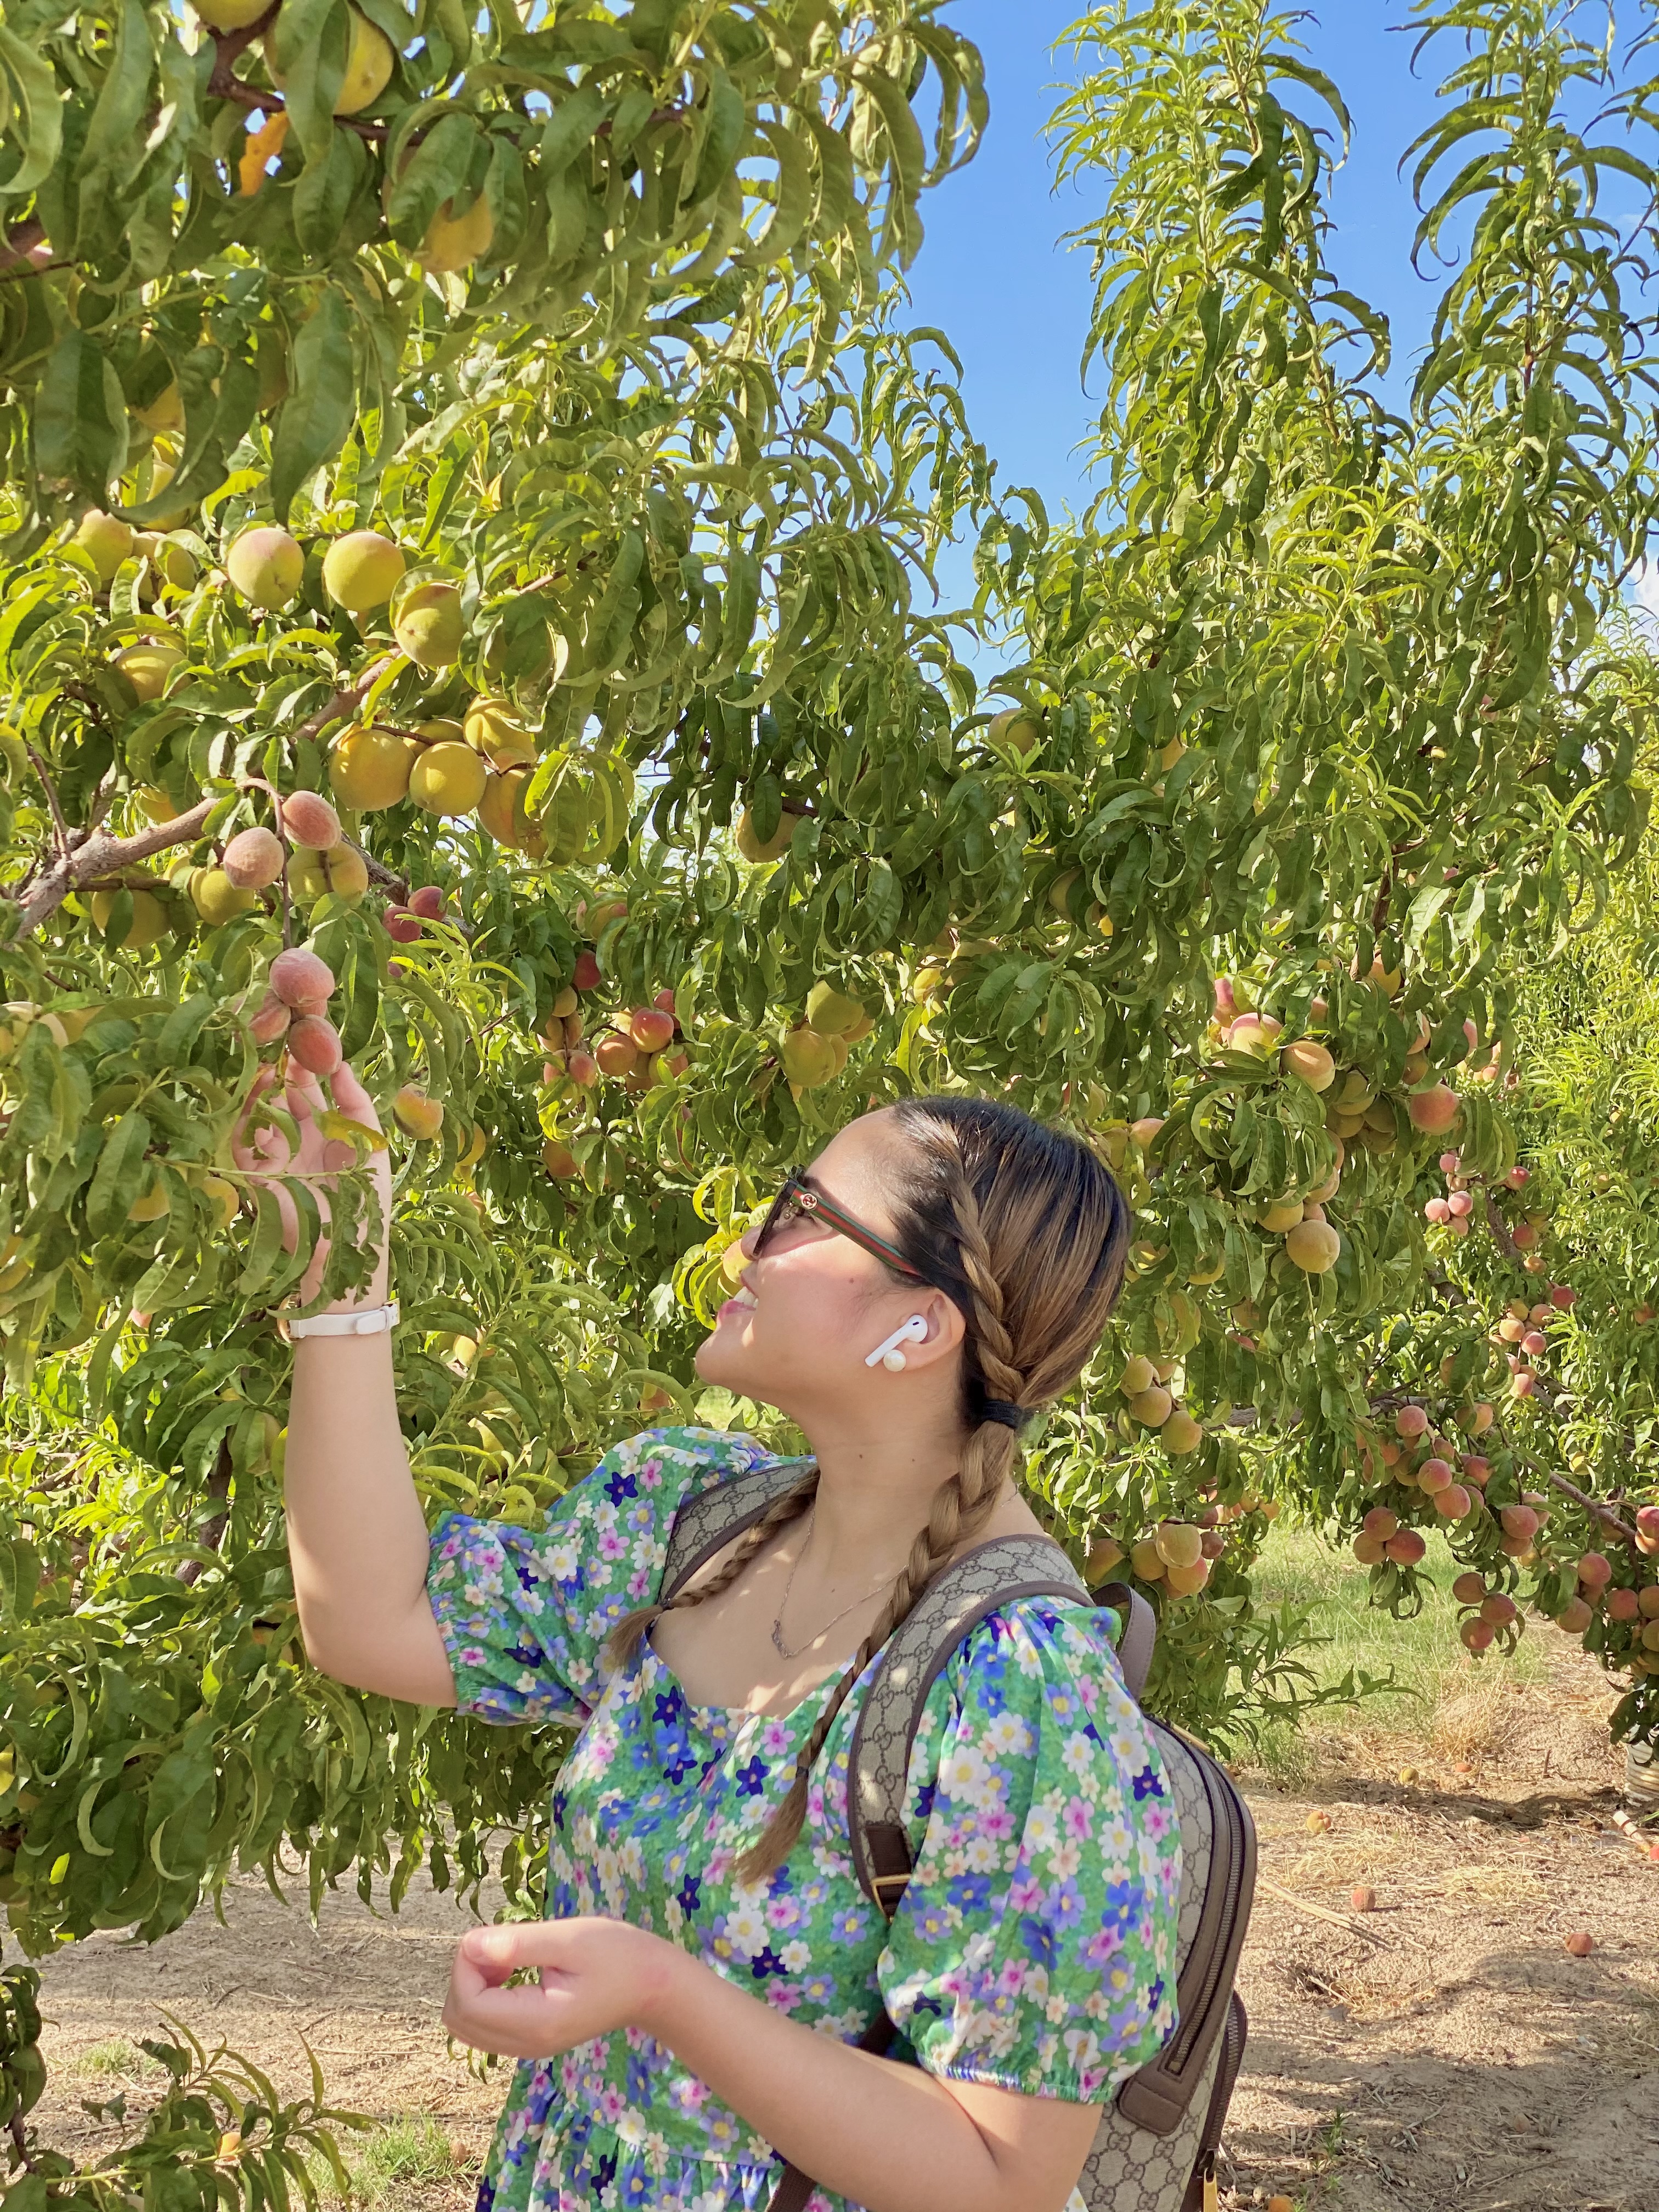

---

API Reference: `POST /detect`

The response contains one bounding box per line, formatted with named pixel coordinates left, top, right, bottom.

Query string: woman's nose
left=738, top=1226, right=760, bottom=1257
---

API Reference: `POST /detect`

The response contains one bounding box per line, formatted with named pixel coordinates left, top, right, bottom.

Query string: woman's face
left=693, top=1110, right=964, bottom=1426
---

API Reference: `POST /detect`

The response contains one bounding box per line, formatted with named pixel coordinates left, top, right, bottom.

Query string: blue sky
left=900, top=7, right=1448, bottom=610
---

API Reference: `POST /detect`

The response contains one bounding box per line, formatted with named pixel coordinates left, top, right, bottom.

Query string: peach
left=573, top=951, right=602, bottom=991
left=542, top=1138, right=578, bottom=1178
left=1479, top=1592, right=1517, bottom=1628
left=248, top=991, right=291, bottom=1045
left=1635, top=1505, right=1659, bottom=1554
left=1638, top=1585, right=1659, bottom=1620
left=630, top=1006, right=676, bottom=1053
left=1385, top=1528, right=1427, bottom=1566
left=1434, top=1483, right=1472, bottom=1520
left=225, top=525, right=303, bottom=610
left=1418, top=1457, right=1454, bottom=1494
left=322, top=530, right=404, bottom=614
left=1395, top=1404, right=1430, bottom=1440
left=566, top=1049, right=598, bottom=1087
left=1119, top=1355, right=1156, bottom=1398
left=1350, top=1886, right=1376, bottom=1914
left=1154, top=1522, right=1204, bottom=1571
left=1500, top=1504, right=1540, bottom=1543
left=1549, top=1283, right=1577, bottom=1309
left=287, top=1014, right=343, bottom=1076
left=1460, top=1455, right=1489, bottom=1486
left=223, top=826, right=286, bottom=889
left=1555, top=1597, right=1593, bottom=1634
left=1285, top=1219, right=1340, bottom=1272
left=409, top=885, right=444, bottom=921
left=1522, top=1328, right=1547, bottom=1357
left=1424, top=1197, right=1451, bottom=1224
left=1452, top=1570, right=1487, bottom=1605
left=385, top=908, right=421, bottom=944
left=1407, top=1084, right=1460, bottom=1133
left=1353, top=1531, right=1387, bottom=1567
left=1564, top=1931, right=1594, bottom=1957
left=1577, top=1552, right=1613, bottom=1592
left=393, top=1086, right=444, bottom=1141
left=1285, top=1039, right=1335, bottom=1088
left=1362, top=1506, right=1400, bottom=1540
left=269, top=947, right=335, bottom=1007
left=595, top=1032, right=640, bottom=1079
left=1460, top=1617, right=1494, bottom=1653
left=281, top=791, right=342, bottom=850
left=1128, top=1386, right=1174, bottom=1429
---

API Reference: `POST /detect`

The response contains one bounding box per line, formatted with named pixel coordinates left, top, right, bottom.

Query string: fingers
left=460, top=1924, right=567, bottom=1978
left=328, top=1059, right=381, bottom=1128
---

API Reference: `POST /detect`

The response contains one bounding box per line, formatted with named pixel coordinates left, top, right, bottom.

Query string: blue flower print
left=425, top=1426, right=1182, bottom=2211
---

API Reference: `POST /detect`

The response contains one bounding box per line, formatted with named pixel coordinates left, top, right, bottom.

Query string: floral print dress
left=427, top=1426, right=1183, bottom=2212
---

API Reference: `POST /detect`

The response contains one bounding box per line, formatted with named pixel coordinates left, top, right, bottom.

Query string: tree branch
left=5, top=661, right=396, bottom=941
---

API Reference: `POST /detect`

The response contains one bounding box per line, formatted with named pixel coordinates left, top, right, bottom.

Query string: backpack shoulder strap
left=847, top=1534, right=1092, bottom=1918
left=659, top=1454, right=815, bottom=1602
left=1091, top=1578, right=1156, bottom=1701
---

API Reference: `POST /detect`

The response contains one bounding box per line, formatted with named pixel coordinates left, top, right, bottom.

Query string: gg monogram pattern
left=426, top=1427, right=1183, bottom=2212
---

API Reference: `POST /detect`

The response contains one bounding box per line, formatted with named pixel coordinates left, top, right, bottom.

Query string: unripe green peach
left=409, top=741, right=488, bottom=817
left=780, top=1028, right=836, bottom=1088
left=322, top=530, right=405, bottom=614
left=190, top=867, right=257, bottom=926
left=478, top=768, right=546, bottom=855
left=89, top=887, right=170, bottom=949
left=288, top=845, right=369, bottom=904
left=805, top=981, right=865, bottom=1037
left=393, top=582, right=464, bottom=668
left=420, top=191, right=495, bottom=274
left=74, top=510, right=135, bottom=585
left=736, top=806, right=792, bottom=862
left=190, top=0, right=271, bottom=27
left=331, top=726, right=415, bottom=811
left=226, top=525, right=304, bottom=610
left=268, top=7, right=393, bottom=115
left=115, top=640, right=185, bottom=702
left=463, top=695, right=535, bottom=768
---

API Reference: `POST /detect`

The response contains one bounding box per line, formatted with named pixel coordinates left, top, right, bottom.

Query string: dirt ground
left=22, top=1644, right=1659, bottom=2211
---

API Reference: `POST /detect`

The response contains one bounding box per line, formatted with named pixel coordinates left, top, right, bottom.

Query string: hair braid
left=600, top=1464, right=822, bottom=1674
left=731, top=1126, right=1025, bottom=1887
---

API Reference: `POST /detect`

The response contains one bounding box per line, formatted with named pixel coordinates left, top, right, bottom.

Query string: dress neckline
left=641, top=1622, right=855, bottom=1729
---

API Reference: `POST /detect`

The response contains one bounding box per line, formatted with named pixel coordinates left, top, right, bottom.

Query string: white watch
left=281, top=1301, right=400, bottom=1342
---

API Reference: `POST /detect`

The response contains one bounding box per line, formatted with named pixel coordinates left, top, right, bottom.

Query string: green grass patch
left=65, top=2038, right=162, bottom=2080
left=313, top=2114, right=471, bottom=2206
left=1243, top=1520, right=1551, bottom=1785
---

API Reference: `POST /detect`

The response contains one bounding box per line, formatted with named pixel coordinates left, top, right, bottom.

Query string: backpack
left=662, top=1458, right=1257, bottom=2212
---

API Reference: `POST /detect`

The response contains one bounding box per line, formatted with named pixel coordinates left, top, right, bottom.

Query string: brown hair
left=599, top=1094, right=1131, bottom=1886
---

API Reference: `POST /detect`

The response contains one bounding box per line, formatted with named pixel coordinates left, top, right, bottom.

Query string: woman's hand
left=230, top=1058, right=393, bottom=1306
left=442, top=1917, right=688, bottom=2059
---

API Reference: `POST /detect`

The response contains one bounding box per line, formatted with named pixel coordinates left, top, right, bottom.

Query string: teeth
left=731, top=1285, right=758, bottom=1308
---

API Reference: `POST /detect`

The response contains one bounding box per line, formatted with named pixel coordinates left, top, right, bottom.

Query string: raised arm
left=238, top=1062, right=456, bottom=1707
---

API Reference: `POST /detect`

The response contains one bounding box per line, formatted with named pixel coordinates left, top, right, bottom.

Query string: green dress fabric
left=427, top=1425, right=1183, bottom=2212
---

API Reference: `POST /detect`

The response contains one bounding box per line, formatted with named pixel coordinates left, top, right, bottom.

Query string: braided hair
left=600, top=1094, right=1131, bottom=1888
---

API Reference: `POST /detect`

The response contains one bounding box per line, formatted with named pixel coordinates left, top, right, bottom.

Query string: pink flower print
left=641, top=1460, right=664, bottom=1486
left=760, top=1719, right=792, bottom=1759
left=765, top=1979, right=804, bottom=2012
left=979, top=1806, right=1015, bottom=1842
left=1064, top=1800, right=1094, bottom=1841
left=459, top=1645, right=488, bottom=1669
left=672, top=2076, right=711, bottom=2111
left=1008, top=1871, right=1042, bottom=1912
left=765, top=1895, right=802, bottom=1931
left=598, top=2087, right=625, bottom=2125
left=806, top=1783, right=826, bottom=1822
left=598, top=1530, right=628, bottom=1560
left=1142, top=1801, right=1174, bottom=1842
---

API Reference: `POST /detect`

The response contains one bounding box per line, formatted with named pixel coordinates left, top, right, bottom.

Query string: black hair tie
left=981, top=1400, right=1031, bottom=1431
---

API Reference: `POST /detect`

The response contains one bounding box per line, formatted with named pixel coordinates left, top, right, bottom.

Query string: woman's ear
left=909, top=1290, right=966, bottom=1366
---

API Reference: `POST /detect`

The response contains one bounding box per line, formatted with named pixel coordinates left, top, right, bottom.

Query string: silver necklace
left=770, top=1506, right=898, bottom=1661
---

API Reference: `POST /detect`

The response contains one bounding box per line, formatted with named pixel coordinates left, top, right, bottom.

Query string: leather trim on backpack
left=659, top=1455, right=815, bottom=1602
left=845, top=1535, right=1092, bottom=1918
left=1116, top=1733, right=1256, bottom=2137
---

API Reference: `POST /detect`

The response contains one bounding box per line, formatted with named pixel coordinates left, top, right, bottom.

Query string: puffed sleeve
left=426, top=1425, right=786, bottom=1725
left=875, top=1596, right=1183, bottom=2102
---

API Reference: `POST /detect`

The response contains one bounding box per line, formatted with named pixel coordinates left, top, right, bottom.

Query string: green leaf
left=34, top=328, right=128, bottom=498
left=269, top=290, right=357, bottom=521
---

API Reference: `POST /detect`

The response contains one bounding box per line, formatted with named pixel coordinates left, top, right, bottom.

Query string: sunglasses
left=752, top=1167, right=926, bottom=1280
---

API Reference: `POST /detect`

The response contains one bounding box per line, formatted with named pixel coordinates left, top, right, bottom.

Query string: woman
left=257, top=1071, right=1183, bottom=2212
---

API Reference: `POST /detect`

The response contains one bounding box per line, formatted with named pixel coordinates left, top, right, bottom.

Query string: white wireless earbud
left=866, top=1314, right=929, bottom=1372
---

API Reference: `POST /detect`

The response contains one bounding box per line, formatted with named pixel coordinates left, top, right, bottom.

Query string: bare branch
left=22, top=743, right=74, bottom=862
left=4, top=661, right=397, bottom=941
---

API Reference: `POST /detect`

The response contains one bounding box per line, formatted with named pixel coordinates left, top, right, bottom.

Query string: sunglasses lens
left=754, top=1186, right=799, bottom=1253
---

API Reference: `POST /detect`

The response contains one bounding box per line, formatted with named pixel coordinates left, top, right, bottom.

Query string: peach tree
left=4, top=0, right=1659, bottom=2194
